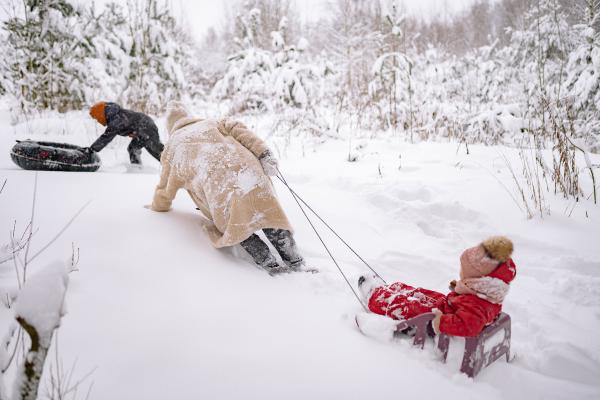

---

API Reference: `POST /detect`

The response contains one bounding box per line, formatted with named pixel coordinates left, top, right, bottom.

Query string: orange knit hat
left=89, top=102, right=107, bottom=126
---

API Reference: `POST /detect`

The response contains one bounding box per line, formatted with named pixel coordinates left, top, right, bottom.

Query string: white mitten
left=259, top=150, right=279, bottom=176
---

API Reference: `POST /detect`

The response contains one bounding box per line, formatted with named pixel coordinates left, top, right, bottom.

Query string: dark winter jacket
left=90, top=103, right=160, bottom=152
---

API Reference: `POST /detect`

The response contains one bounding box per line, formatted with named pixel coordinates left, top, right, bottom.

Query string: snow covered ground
left=1, top=109, right=599, bottom=399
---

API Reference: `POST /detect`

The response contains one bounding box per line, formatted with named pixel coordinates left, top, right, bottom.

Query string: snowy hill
left=1, top=110, right=599, bottom=399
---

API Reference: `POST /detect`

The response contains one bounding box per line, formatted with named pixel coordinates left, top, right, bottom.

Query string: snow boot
left=263, top=228, right=305, bottom=268
left=358, top=274, right=385, bottom=302
left=240, top=234, right=279, bottom=271
left=355, top=312, right=399, bottom=342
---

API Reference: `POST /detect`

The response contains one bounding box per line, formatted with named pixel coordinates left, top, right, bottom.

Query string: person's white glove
left=259, top=150, right=279, bottom=176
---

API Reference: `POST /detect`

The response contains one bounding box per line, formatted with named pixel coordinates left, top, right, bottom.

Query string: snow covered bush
left=464, top=105, right=527, bottom=145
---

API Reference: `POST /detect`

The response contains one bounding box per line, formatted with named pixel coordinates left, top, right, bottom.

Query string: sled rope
left=275, top=173, right=386, bottom=283
left=277, top=170, right=378, bottom=311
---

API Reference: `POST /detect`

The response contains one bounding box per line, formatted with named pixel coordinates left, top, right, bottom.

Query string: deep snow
left=1, top=109, right=599, bottom=399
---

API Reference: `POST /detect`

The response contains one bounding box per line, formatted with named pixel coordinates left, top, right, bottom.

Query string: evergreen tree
left=566, top=0, right=600, bottom=113
left=211, top=5, right=274, bottom=112
left=123, top=0, right=187, bottom=114
left=84, top=2, right=131, bottom=102
left=566, top=0, right=600, bottom=150
left=1, top=0, right=93, bottom=113
left=271, top=17, right=316, bottom=109
left=508, top=0, right=574, bottom=98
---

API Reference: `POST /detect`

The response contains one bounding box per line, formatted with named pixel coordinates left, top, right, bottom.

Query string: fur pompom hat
left=459, top=236, right=514, bottom=279
left=89, top=102, right=107, bottom=126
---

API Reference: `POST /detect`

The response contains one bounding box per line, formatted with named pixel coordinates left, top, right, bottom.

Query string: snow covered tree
left=122, top=0, right=187, bottom=114
left=211, top=6, right=274, bottom=112
left=1, top=0, right=93, bottom=113
left=271, top=18, right=316, bottom=109
left=369, top=0, right=414, bottom=132
left=223, top=0, right=300, bottom=53
left=83, top=2, right=131, bottom=103
left=565, top=0, right=600, bottom=151
left=508, top=0, right=574, bottom=100
left=326, top=0, right=382, bottom=115
left=566, top=0, right=600, bottom=113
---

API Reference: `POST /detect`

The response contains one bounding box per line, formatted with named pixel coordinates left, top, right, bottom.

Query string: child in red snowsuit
left=358, top=236, right=516, bottom=337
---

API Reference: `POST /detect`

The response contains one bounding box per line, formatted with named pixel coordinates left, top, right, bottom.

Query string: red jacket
left=367, top=260, right=516, bottom=337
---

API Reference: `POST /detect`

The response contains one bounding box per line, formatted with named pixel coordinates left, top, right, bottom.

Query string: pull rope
left=276, top=169, right=377, bottom=311
left=275, top=172, right=386, bottom=284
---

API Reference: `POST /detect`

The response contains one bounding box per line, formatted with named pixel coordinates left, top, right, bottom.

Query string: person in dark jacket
left=86, top=102, right=164, bottom=164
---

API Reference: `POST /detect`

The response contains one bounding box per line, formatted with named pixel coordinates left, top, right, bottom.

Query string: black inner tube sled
left=10, top=140, right=101, bottom=172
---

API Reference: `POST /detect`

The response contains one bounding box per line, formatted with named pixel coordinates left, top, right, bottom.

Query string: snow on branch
left=13, top=261, right=69, bottom=400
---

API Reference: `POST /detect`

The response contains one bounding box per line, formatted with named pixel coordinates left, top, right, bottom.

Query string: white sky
left=0, top=0, right=480, bottom=41
left=173, top=0, right=479, bottom=41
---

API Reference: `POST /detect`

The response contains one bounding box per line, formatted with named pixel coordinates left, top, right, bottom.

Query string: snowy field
left=1, top=109, right=600, bottom=399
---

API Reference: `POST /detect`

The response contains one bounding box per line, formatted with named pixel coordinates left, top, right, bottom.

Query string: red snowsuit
left=367, top=260, right=516, bottom=337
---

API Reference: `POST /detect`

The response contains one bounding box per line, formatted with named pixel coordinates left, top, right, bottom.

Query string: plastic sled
left=392, top=312, right=512, bottom=378
left=10, top=140, right=101, bottom=172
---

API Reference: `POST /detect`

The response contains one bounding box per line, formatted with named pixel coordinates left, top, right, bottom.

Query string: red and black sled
left=10, top=140, right=101, bottom=172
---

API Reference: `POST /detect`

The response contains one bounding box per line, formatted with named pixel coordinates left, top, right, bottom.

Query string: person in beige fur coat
left=149, top=101, right=304, bottom=272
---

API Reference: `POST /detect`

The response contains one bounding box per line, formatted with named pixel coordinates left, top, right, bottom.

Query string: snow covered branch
left=13, top=262, right=69, bottom=400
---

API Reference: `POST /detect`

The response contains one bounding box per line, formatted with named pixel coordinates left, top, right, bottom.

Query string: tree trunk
left=15, top=317, right=54, bottom=400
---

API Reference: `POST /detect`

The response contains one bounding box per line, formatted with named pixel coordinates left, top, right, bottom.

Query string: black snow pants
left=240, top=229, right=304, bottom=269
left=127, top=135, right=164, bottom=164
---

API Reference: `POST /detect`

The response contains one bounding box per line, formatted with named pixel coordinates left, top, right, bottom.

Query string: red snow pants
left=368, top=282, right=447, bottom=321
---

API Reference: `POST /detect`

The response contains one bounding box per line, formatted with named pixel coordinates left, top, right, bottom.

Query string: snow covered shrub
left=464, top=105, right=527, bottom=145
left=0, top=0, right=93, bottom=114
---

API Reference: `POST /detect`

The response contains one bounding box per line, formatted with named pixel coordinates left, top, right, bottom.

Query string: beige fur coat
left=151, top=104, right=292, bottom=248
